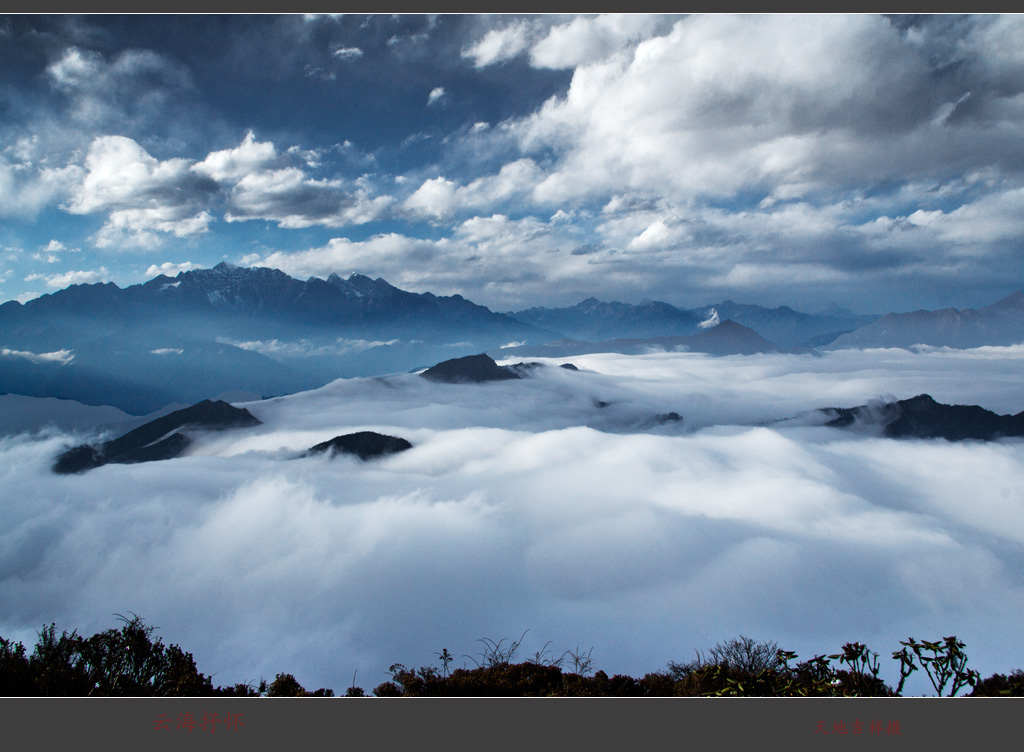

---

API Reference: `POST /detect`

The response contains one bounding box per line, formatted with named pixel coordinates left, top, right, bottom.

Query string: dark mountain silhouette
left=496, top=320, right=809, bottom=358
left=822, top=394, right=1024, bottom=441
left=825, top=291, right=1024, bottom=350
left=306, top=431, right=413, bottom=460
left=420, top=353, right=522, bottom=383
left=53, top=400, right=261, bottom=474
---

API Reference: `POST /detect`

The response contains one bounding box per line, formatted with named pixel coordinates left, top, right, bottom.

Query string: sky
left=2, top=345, right=1024, bottom=695
left=2, top=14, right=1024, bottom=314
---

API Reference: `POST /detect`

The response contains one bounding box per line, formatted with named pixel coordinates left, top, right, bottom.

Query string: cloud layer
left=2, top=346, right=1023, bottom=694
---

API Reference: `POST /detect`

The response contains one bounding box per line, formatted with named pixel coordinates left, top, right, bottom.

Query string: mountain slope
left=822, top=393, right=1024, bottom=440
left=52, top=399, right=262, bottom=474
left=420, top=353, right=523, bottom=383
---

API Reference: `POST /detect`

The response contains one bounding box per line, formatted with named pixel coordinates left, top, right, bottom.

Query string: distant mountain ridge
left=10, top=262, right=548, bottom=344
left=508, top=298, right=704, bottom=342
left=511, top=290, right=1024, bottom=350
left=824, top=291, right=1024, bottom=350
left=510, top=297, right=877, bottom=348
left=688, top=300, right=878, bottom=348
left=3, top=263, right=1023, bottom=414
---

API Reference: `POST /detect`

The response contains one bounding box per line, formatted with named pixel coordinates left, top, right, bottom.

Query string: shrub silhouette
left=373, top=662, right=643, bottom=697
left=268, top=673, right=307, bottom=697
left=669, top=635, right=779, bottom=676
left=29, top=623, right=94, bottom=696
left=661, top=641, right=898, bottom=697
left=6, top=614, right=217, bottom=696
left=0, top=619, right=996, bottom=697
left=267, top=672, right=335, bottom=697
left=889, top=636, right=980, bottom=696
left=0, top=637, right=33, bottom=696
left=968, top=669, right=1024, bottom=697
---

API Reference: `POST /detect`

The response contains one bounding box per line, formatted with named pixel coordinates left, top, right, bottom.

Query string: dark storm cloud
left=224, top=168, right=393, bottom=229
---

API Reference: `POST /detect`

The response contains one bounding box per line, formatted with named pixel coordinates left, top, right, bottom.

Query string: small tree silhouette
left=434, top=649, right=454, bottom=678
left=463, top=630, right=529, bottom=669
left=894, top=636, right=979, bottom=696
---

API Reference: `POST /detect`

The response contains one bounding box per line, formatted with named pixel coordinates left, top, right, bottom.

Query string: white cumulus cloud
left=427, top=86, right=446, bottom=106
left=462, top=20, right=535, bottom=67
left=145, top=261, right=199, bottom=277
left=0, top=348, right=74, bottom=365
left=192, top=131, right=279, bottom=183
left=65, top=136, right=214, bottom=247
left=529, top=14, right=673, bottom=69
left=332, top=46, right=364, bottom=61
left=24, top=267, right=111, bottom=288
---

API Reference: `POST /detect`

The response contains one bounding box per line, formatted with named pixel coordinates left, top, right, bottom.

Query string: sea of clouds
left=2, top=345, right=1023, bottom=695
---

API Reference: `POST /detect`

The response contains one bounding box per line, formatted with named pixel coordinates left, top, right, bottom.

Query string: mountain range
left=824, top=291, right=1024, bottom=350
left=508, top=297, right=876, bottom=348
left=0, top=263, right=555, bottom=413
left=2, top=262, right=1023, bottom=415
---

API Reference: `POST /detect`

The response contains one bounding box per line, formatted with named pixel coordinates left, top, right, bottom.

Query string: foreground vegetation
left=2, top=616, right=1021, bottom=697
